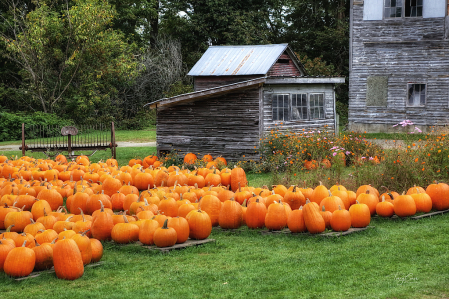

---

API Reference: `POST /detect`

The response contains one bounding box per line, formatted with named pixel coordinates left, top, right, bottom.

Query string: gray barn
left=149, top=44, right=344, bottom=161
left=349, top=0, right=449, bottom=132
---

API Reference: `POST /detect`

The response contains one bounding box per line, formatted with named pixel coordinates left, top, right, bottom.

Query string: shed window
left=272, top=94, right=289, bottom=121
left=310, top=94, right=325, bottom=119
left=291, top=94, right=308, bottom=120
left=407, top=83, right=426, bottom=106
left=385, top=0, right=422, bottom=18
left=272, top=93, right=325, bottom=121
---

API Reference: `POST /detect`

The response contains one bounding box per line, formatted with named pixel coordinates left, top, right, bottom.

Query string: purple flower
left=333, top=152, right=337, bottom=156
left=345, top=151, right=351, bottom=155
left=369, top=157, right=374, bottom=160
left=415, top=127, right=422, bottom=133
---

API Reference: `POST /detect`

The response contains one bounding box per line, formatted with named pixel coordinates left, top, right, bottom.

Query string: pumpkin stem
left=162, top=218, right=169, bottom=229
left=123, top=215, right=129, bottom=223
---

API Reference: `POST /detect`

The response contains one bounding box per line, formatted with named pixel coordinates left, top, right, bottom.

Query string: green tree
left=1, top=0, right=139, bottom=120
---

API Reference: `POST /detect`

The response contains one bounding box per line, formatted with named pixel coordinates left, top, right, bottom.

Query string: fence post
left=111, top=122, right=116, bottom=159
left=21, top=123, right=25, bottom=157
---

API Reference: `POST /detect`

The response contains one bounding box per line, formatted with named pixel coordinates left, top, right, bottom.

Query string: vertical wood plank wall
left=349, top=3, right=449, bottom=132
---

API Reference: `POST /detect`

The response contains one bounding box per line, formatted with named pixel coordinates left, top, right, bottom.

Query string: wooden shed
left=349, top=0, right=449, bottom=132
left=148, top=44, right=345, bottom=161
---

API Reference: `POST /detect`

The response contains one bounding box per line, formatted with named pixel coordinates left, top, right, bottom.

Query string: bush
left=0, top=111, right=73, bottom=142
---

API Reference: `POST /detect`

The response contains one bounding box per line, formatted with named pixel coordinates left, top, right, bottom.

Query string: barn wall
left=262, top=84, right=337, bottom=136
left=267, top=53, right=302, bottom=77
left=193, top=76, right=260, bottom=92
left=156, top=87, right=261, bottom=161
left=349, top=2, right=449, bottom=132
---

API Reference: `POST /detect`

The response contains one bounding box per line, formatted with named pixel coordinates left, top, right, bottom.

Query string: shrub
left=0, top=111, right=73, bottom=142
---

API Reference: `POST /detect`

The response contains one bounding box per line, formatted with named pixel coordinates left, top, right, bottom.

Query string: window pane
left=391, top=0, right=396, bottom=6
left=408, top=84, right=426, bottom=106
left=385, top=0, right=391, bottom=7
left=310, top=94, right=325, bottom=119
left=291, top=94, right=307, bottom=120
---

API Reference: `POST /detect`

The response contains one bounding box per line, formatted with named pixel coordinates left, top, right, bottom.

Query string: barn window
left=272, top=94, right=289, bottom=121
left=407, top=83, right=426, bottom=106
left=385, top=0, right=423, bottom=18
left=272, top=93, right=325, bottom=121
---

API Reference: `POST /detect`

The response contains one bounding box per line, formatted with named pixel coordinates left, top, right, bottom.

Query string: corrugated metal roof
left=188, top=44, right=289, bottom=76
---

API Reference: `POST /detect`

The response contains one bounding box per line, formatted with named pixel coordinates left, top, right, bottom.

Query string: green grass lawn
left=0, top=127, right=156, bottom=146
left=1, top=215, right=448, bottom=298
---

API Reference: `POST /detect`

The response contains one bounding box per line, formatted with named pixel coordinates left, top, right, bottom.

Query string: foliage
left=1, top=0, right=139, bottom=121
left=336, top=101, right=348, bottom=130
left=0, top=111, right=73, bottom=141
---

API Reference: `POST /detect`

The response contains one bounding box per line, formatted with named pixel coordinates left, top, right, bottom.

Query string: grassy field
left=1, top=215, right=448, bottom=298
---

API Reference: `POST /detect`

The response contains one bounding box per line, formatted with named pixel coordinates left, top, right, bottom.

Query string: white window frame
left=271, top=93, right=325, bottom=122
left=272, top=94, right=290, bottom=122
left=384, top=0, right=423, bottom=19
left=406, top=83, right=426, bottom=107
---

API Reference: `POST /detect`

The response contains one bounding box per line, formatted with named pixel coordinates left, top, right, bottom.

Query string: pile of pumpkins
left=1, top=152, right=449, bottom=280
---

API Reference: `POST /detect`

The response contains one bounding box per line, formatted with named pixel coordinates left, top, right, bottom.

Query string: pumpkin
left=376, top=196, right=394, bottom=217
left=356, top=190, right=379, bottom=215
left=53, top=237, right=84, bottom=280
left=319, top=190, right=346, bottom=213
left=282, top=186, right=305, bottom=210
left=3, top=240, right=35, bottom=277
left=331, top=187, right=350, bottom=210
left=36, top=208, right=57, bottom=229
left=158, top=196, right=179, bottom=217
left=349, top=201, right=371, bottom=228
left=319, top=206, right=332, bottom=230
left=102, top=176, right=122, bottom=197
left=330, top=206, right=351, bottom=232
left=184, top=153, right=197, bottom=165
left=90, top=238, right=103, bottom=263
left=0, top=239, right=15, bottom=272
left=186, top=209, right=212, bottom=240
left=70, top=190, right=90, bottom=215
left=4, top=206, right=32, bottom=232
left=23, top=218, right=46, bottom=236
left=310, top=182, right=328, bottom=205
left=287, top=206, right=306, bottom=233
left=265, top=201, right=287, bottom=231
left=303, top=200, right=325, bottom=234
left=138, top=218, right=160, bottom=245
left=71, top=230, right=92, bottom=265
left=167, top=217, right=190, bottom=244
left=153, top=219, right=177, bottom=248
left=90, top=201, right=114, bottom=241
left=246, top=198, right=267, bottom=229
left=426, top=182, right=449, bottom=211
left=36, top=186, right=63, bottom=211
left=0, top=203, right=15, bottom=229
left=230, top=166, right=247, bottom=192
left=393, top=193, right=416, bottom=217
left=410, top=189, right=432, bottom=213
left=31, top=199, right=52, bottom=221
left=32, top=241, right=54, bottom=271
left=218, top=198, right=243, bottom=229
left=198, top=194, right=222, bottom=227
left=15, top=232, right=35, bottom=248
left=111, top=216, right=140, bottom=244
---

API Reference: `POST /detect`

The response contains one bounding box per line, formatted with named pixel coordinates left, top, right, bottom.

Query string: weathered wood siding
left=267, top=53, right=302, bottom=77
left=262, top=84, right=336, bottom=136
left=194, top=76, right=260, bottom=92
left=349, top=2, right=449, bottom=132
left=156, top=87, right=261, bottom=161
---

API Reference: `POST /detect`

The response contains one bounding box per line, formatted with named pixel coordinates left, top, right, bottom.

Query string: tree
left=160, top=0, right=283, bottom=68
left=1, top=0, right=139, bottom=120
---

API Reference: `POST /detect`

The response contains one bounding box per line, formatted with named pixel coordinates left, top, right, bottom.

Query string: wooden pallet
left=212, top=226, right=247, bottom=234
left=261, top=226, right=374, bottom=237
left=14, top=261, right=104, bottom=281
left=137, top=238, right=216, bottom=253
left=374, top=209, right=449, bottom=220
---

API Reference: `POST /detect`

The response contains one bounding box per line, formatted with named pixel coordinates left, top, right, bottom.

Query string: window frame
left=271, top=92, right=326, bottom=122
left=384, top=0, right=423, bottom=19
left=406, top=83, right=426, bottom=107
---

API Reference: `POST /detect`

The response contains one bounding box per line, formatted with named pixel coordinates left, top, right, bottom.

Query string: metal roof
left=188, top=44, right=293, bottom=76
